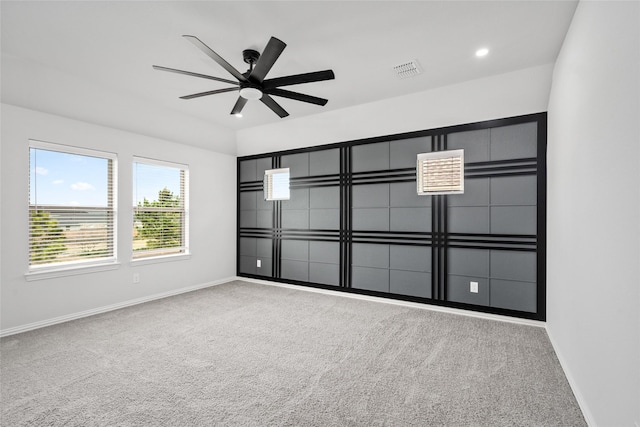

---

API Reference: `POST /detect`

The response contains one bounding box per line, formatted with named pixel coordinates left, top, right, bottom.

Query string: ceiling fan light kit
left=153, top=35, right=335, bottom=118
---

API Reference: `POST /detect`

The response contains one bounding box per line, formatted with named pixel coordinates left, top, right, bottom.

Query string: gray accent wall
left=237, top=114, right=545, bottom=320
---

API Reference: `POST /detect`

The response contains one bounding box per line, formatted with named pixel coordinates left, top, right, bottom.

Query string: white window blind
left=417, top=150, right=465, bottom=195
left=28, top=140, right=117, bottom=270
left=133, top=157, right=189, bottom=259
left=264, top=168, right=290, bottom=201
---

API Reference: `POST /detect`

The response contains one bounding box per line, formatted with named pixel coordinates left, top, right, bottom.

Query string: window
left=29, top=140, right=117, bottom=271
left=133, top=157, right=189, bottom=259
left=417, top=150, right=464, bottom=195
left=264, top=168, right=290, bottom=201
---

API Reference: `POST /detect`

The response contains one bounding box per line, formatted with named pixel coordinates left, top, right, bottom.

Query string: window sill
left=130, top=253, right=191, bottom=266
left=25, top=262, right=121, bottom=282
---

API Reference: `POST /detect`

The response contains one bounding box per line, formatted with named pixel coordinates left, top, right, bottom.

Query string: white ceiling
left=1, top=1, right=578, bottom=145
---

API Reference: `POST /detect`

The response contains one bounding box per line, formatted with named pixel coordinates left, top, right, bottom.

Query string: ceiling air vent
left=393, top=60, right=422, bottom=79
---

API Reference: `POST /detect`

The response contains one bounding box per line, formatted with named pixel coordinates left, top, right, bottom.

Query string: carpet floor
left=1, top=280, right=585, bottom=426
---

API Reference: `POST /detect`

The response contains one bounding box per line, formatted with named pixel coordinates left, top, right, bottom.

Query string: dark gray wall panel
left=390, top=207, right=431, bottom=232
left=309, top=209, right=339, bottom=230
left=352, top=184, right=389, bottom=208
left=449, top=248, right=489, bottom=277
left=491, top=251, right=536, bottom=282
left=239, top=256, right=256, bottom=275
left=256, top=210, right=273, bottom=228
left=309, top=241, right=340, bottom=264
left=240, top=210, right=257, bottom=228
left=281, top=260, right=309, bottom=282
left=309, top=262, right=339, bottom=286
left=490, top=122, right=537, bottom=161
left=390, top=270, right=431, bottom=298
left=490, top=176, right=537, bottom=206
left=309, top=149, right=340, bottom=176
left=352, top=243, right=389, bottom=268
left=448, top=207, right=490, bottom=234
left=310, top=187, right=339, bottom=209
left=281, top=188, right=309, bottom=210
left=256, top=239, right=272, bottom=258
left=390, top=182, right=430, bottom=207
left=281, top=152, right=309, bottom=177
left=256, top=157, right=272, bottom=180
left=240, top=191, right=257, bottom=210
left=240, top=237, right=256, bottom=256
left=256, top=194, right=272, bottom=210
left=256, top=257, right=272, bottom=277
left=352, top=208, right=389, bottom=231
left=390, top=245, right=430, bottom=272
left=281, top=240, right=309, bottom=261
left=281, top=210, right=309, bottom=229
left=352, top=267, right=389, bottom=292
left=240, top=159, right=257, bottom=183
left=490, top=279, right=536, bottom=313
left=490, top=206, right=536, bottom=235
left=389, top=136, right=432, bottom=169
left=448, top=178, right=489, bottom=207
left=447, top=275, right=489, bottom=306
left=352, top=142, right=389, bottom=172
left=447, top=129, right=490, bottom=163
left=238, top=114, right=545, bottom=321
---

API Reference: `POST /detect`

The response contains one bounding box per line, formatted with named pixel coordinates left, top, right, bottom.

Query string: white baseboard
left=545, top=327, right=597, bottom=427
left=237, top=276, right=546, bottom=328
left=0, top=276, right=236, bottom=337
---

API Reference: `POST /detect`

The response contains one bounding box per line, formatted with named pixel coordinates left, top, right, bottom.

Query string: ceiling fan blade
left=230, top=96, right=248, bottom=115
left=264, top=88, right=328, bottom=106
left=180, top=87, right=239, bottom=100
left=152, top=65, right=239, bottom=86
left=262, top=70, right=335, bottom=90
left=260, top=94, right=289, bottom=118
left=183, top=35, right=247, bottom=82
left=249, top=37, right=286, bottom=83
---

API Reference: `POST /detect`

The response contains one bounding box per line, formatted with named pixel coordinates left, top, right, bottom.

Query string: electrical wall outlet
left=133, top=273, right=140, bottom=284
left=470, top=281, right=478, bottom=293
left=257, top=259, right=261, bottom=268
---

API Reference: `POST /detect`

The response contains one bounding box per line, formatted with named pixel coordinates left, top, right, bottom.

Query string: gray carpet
left=1, top=280, right=585, bottom=426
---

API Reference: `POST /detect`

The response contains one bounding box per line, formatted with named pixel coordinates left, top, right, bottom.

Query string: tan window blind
left=417, top=150, right=464, bottom=195
left=133, top=158, right=189, bottom=259
left=28, top=141, right=117, bottom=270
left=264, top=168, right=290, bottom=201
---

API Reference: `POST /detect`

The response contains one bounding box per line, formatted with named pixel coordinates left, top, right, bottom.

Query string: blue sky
left=30, top=148, right=181, bottom=207
left=133, top=162, right=182, bottom=205
left=30, top=149, right=109, bottom=206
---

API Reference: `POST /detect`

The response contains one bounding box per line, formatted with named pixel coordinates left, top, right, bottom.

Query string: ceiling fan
left=153, top=35, right=335, bottom=118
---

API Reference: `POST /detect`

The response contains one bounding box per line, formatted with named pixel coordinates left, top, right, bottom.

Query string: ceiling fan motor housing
left=243, top=49, right=260, bottom=65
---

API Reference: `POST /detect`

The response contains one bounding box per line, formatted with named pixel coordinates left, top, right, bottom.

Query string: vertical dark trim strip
left=536, top=114, right=548, bottom=320
left=430, top=136, right=439, bottom=299
left=442, top=134, right=449, bottom=301
left=236, top=158, right=242, bottom=275
left=341, top=146, right=353, bottom=288
left=339, top=147, right=345, bottom=287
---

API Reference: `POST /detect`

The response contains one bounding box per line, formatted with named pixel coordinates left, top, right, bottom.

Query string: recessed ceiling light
left=476, top=48, right=489, bottom=57
left=234, top=113, right=243, bottom=118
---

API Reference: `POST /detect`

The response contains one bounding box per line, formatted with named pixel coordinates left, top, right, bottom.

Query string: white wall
left=237, top=64, right=554, bottom=156
left=0, top=104, right=237, bottom=333
left=547, top=1, right=640, bottom=426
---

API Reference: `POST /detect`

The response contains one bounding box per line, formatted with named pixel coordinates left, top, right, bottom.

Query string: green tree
left=30, top=210, right=67, bottom=263
left=135, top=188, right=182, bottom=250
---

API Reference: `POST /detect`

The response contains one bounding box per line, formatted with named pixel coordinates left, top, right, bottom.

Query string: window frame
left=26, top=139, right=118, bottom=279
left=132, top=156, right=190, bottom=262
left=416, top=149, right=465, bottom=196
left=263, top=168, right=290, bottom=201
